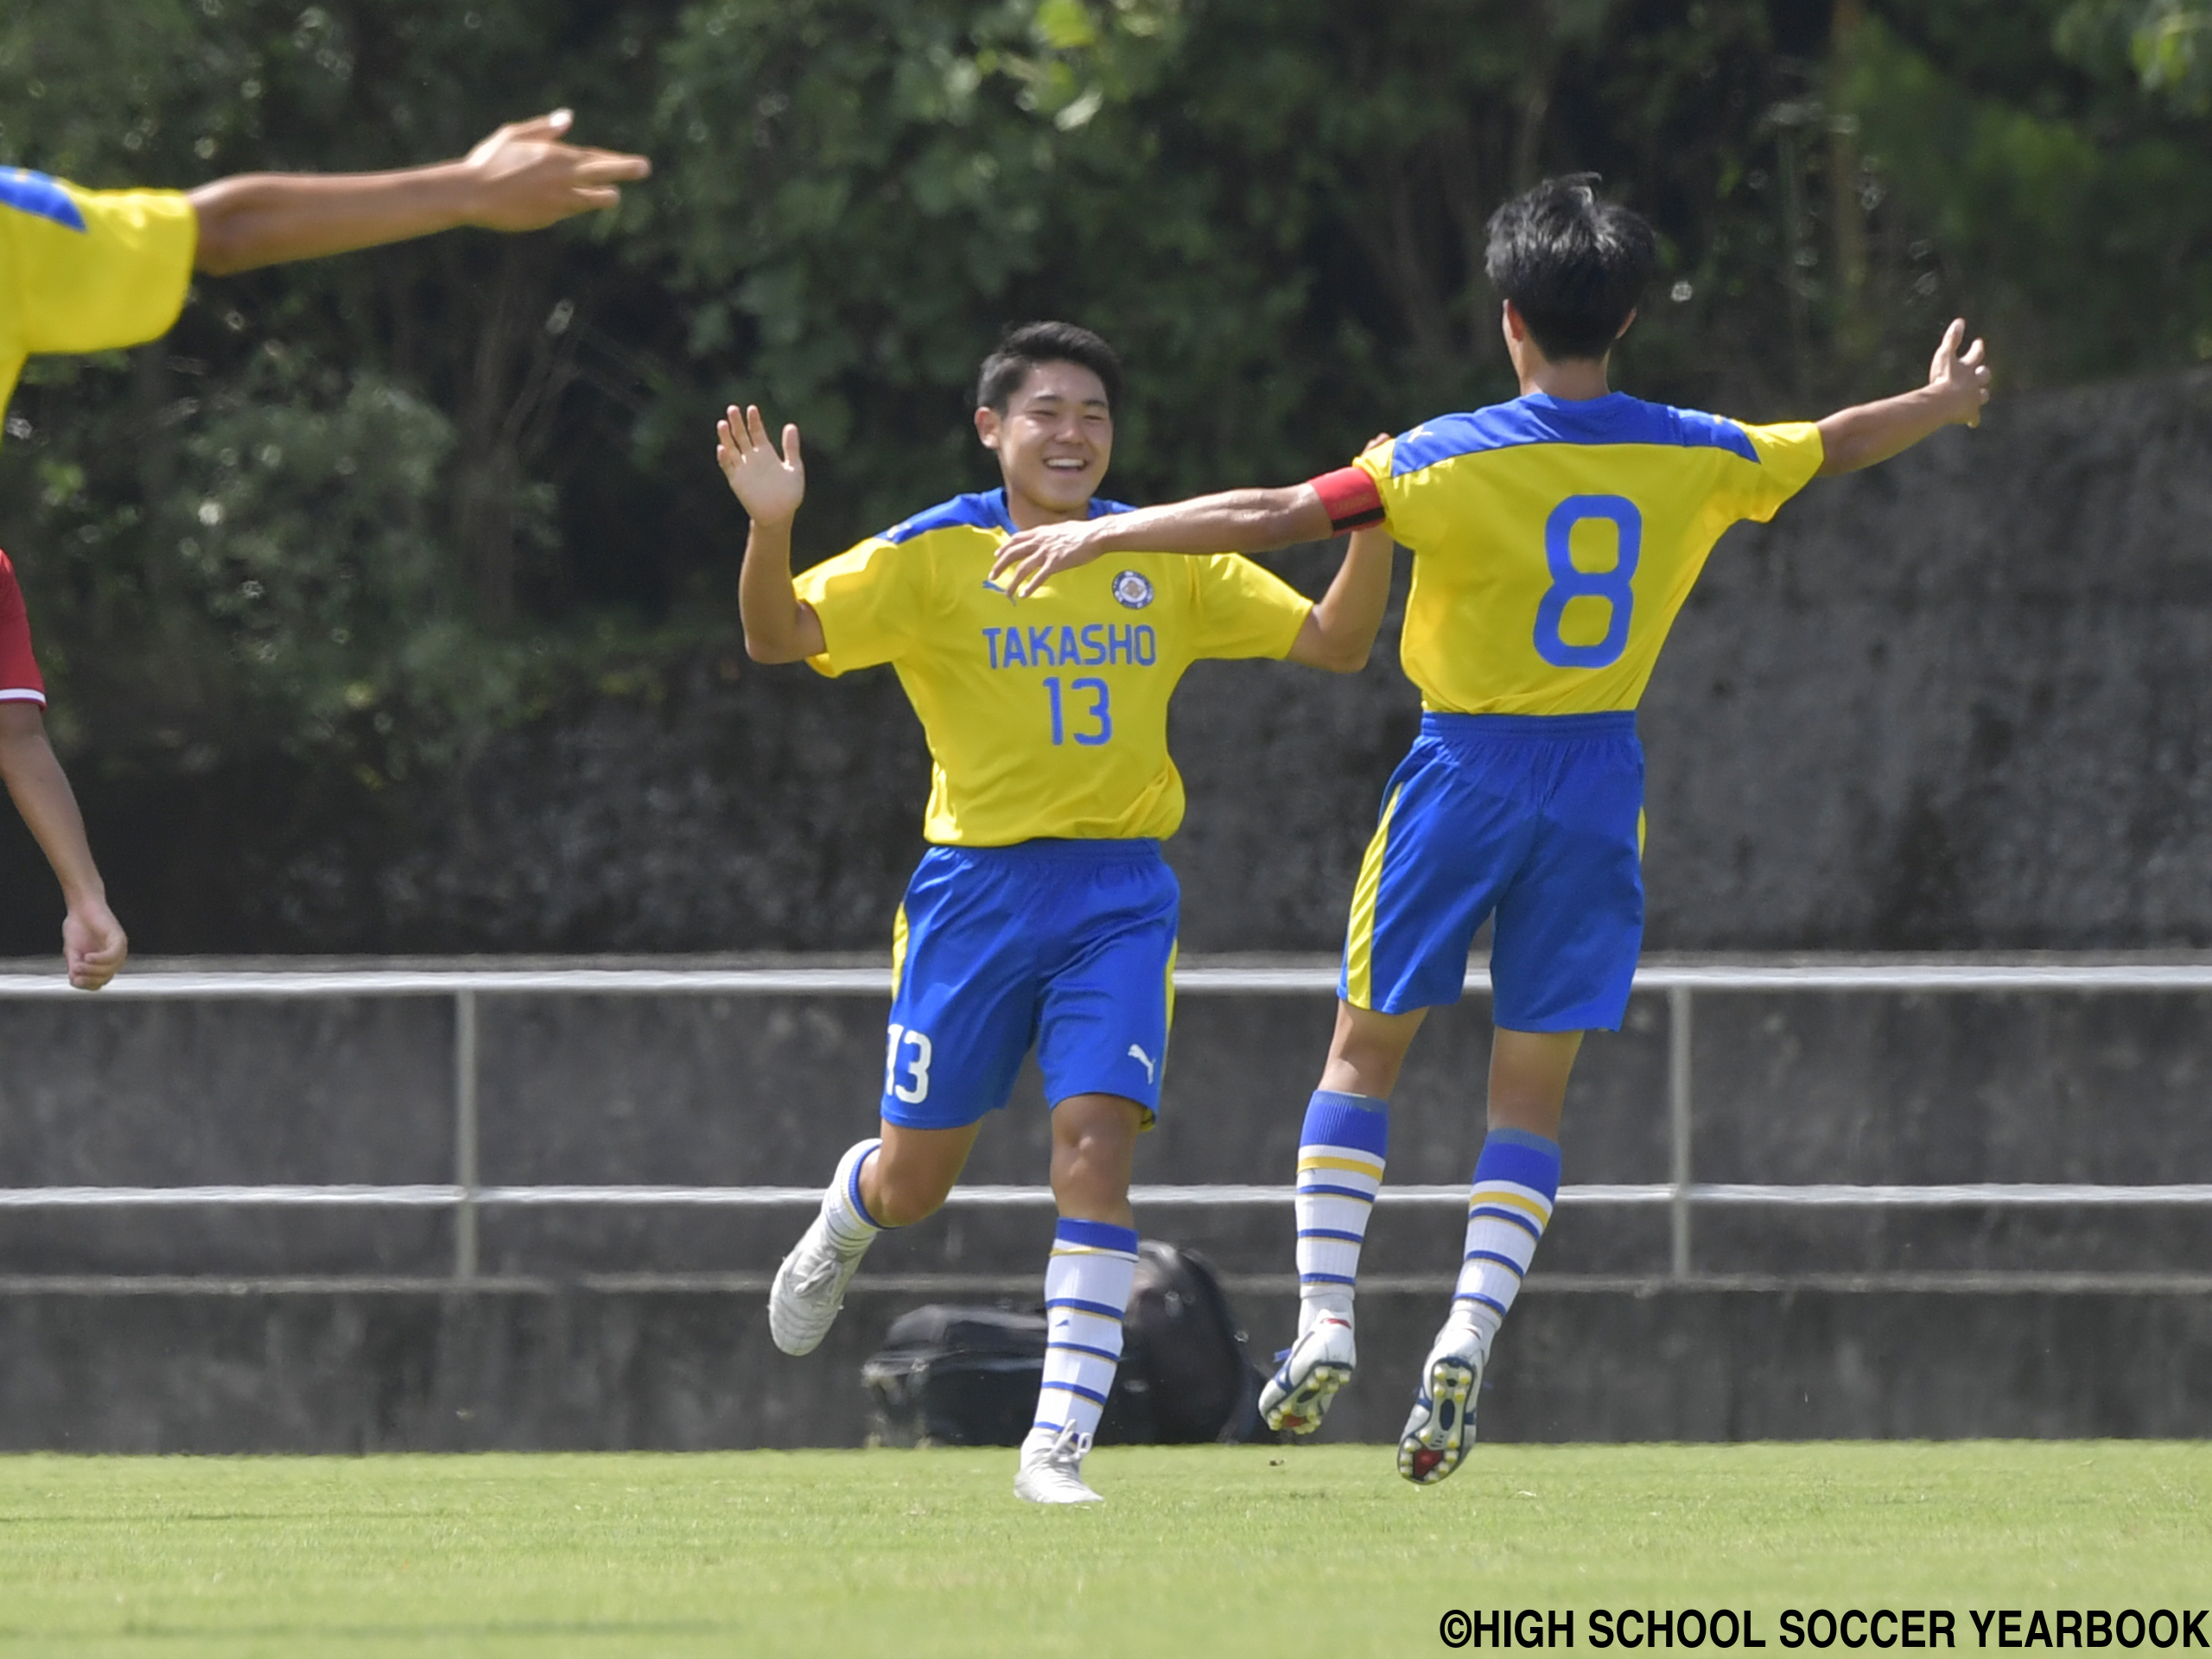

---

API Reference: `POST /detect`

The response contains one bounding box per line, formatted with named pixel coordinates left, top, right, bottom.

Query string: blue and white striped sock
left=1294, top=1090, right=1389, bottom=1338
left=1035, top=1218, right=1140, bottom=1441
left=821, top=1137, right=887, bottom=1255
left=1450, top=1128, right=1561, bottom=1363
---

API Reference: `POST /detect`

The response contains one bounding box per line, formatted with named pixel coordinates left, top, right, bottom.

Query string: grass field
left=2, top=1443, right=2206, bottom=1656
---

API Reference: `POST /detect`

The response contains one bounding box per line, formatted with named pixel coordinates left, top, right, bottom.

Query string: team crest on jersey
left=1111, top=570, right=1154, bottom=610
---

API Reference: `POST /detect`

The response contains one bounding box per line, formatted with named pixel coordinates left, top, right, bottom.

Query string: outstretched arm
left=0, top=704, right=128, bottom=990
left=1815, top=318, right=1991, bottom=475
left=188, top=110, right=650, bottom=276
left=718, top=404, right=825, bottom=664
left=991, top=485, right=1331, bottom=599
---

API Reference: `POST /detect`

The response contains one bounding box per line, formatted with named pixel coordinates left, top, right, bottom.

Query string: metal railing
left=4, top=959, right=2212, bottom=1285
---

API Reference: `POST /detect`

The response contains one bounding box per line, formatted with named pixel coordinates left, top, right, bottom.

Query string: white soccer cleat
left=1260, top=1315, right=1357, bottom=1434
left=1396, top=1325, right=1484, bottom=1486
left=766, top=1209, right=867, bottom=1357
left=1014, top=1424, right=1103, bottom=1505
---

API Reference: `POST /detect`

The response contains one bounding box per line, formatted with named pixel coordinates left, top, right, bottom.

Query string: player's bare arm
left=990, top=484, right=1332, bottom=599
left=1815, top=318, right=1991, bottom=475
left=0, top=703, right=127, bottom=990
left=719, top=404, right=826, bottom=664
left=1287, top=434, right=1398, bottom=672
left=1287, top=524, right=1395, bottom=672
left=188, top=110, right=650, bottom=276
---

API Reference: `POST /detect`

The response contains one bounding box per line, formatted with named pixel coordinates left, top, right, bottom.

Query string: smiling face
left=975, top=359, right=1114, bottom=527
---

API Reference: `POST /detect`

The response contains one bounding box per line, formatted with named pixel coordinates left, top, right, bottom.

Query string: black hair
left=974, top=321, right=1124, bottom=414
left=1484, top=175, right=1658, bottom=362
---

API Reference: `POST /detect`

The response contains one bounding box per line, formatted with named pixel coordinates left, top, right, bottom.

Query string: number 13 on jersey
left=1533, top=494, right=1641, bottom=670
left=1044, top=676, right=1112, bottom=746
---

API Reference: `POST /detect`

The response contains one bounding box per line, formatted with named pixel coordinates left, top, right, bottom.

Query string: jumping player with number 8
left=988, top=178, right=1993, bottom=1486
left=717, top=321, right=1394, bottom=1503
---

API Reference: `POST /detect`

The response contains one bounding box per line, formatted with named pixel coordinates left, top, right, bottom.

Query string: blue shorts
left=1339, top=712, right=1645, bottom=1032
left=881, top=839, right=1179, bottom=1130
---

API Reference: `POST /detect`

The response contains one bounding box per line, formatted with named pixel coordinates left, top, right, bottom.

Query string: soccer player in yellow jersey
left=0, top=112, right=648, bottom=988
left=990, top=179, right=1993, bottom=1485
left=717, top=321, right=1394, bottom=1503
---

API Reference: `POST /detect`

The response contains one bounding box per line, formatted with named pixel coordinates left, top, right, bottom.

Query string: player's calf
left=1275, top=1087, right=1391, bottom=1433
left=1395, top=1124, right=1564, bottom=1482
left=1019, top=1215, right=1140, bottom=1504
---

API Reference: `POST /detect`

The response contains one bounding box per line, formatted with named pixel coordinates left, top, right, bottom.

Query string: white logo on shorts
left=1127, top=1043, right=1155, bottom=1084
left=1111, top=570, right=1154, bottom=610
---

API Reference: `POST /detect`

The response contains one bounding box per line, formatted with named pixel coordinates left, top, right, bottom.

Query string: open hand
left=988, top=520, right=1111, bottom=599
left=717, top=405, right=806, bottom=524
left=63, top=898, right=128, bottom=992
left=461, top=110, right=651, bottom=232
left=1929, top=318, right=1991, bottom=429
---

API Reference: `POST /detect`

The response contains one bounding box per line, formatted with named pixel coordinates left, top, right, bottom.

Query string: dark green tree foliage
left=642, top=0, right=1840, bottom=552
left=0, top=0, right=2209, bottom=805
left=1849, top=0, right=2212, bottom=385
left=0, top=0, right=675, bottom=786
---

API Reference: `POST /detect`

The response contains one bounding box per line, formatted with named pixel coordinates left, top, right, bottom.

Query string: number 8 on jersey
left=1532, top=494, right=1641, bottom=671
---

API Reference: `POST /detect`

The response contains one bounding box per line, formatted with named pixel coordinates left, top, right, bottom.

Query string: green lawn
left=1, top=1444, right=2206, bottom=1656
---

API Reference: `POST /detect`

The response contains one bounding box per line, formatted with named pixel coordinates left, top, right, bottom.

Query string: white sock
left=1033, top=1218, right=1140, bottom=1443
left=1294, top=1090, right=1389, bottom=1338
left=1449, top=1128, right=1561, bottom=1364
left=821, top=1138, right=886, bottom=1256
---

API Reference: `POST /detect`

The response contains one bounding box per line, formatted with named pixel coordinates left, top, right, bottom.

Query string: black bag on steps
left=861, top=1241, right=1279, bottom=1446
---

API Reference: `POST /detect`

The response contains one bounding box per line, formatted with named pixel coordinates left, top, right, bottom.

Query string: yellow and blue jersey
left=0, top=168, right=198, bottom=422
left=1309, top=391, right=1826, bottom=1028
left=1338, top=392, right=1823, bottom=715
left=793, top=488, right=1313, bottom=846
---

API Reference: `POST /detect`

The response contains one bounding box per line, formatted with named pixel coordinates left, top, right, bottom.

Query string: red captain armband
left=1308, top=465, right=1386, bottom=533
left=0, top=550, right=47, bottom=705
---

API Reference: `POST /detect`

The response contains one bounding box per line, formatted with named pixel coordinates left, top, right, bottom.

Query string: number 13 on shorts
left=885, top=1023, right=933, bottom=1103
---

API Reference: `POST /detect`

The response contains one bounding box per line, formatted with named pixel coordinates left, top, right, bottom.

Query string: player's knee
left=1049, top=1105, right=1140, bottom=1212
left=1052, top=1145, right=1132, bottom=1209
left=1328, top=1044, right=1405, bottom=1098
left=1325, top=1004, right=1422, bottom=1096
left=870, top=1185, right=947, bottom=1228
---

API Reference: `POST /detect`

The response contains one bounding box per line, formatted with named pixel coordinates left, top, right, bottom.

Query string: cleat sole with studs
left=1264, top=1360, right=1353, bottom=1435
left=1396, top=1356, right=1478, bottom=1485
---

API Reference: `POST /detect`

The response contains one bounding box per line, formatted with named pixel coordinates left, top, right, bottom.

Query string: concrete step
left=5, top=1279, right=2207, bottom=1452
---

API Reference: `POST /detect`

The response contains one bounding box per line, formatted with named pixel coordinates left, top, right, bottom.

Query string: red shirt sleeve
left=1307, top=464, right=1386, bottom=533
left=0, top=551, right=48, bottom=704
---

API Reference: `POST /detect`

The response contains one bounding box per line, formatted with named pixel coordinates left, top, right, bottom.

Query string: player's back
left=1361, top=391, right=1822, bottom=716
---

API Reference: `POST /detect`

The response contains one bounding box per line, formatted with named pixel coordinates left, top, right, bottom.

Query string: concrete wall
left=8, top=972, right=2212, bottom=1278
left=3, top=966, right=2210, bottom=1447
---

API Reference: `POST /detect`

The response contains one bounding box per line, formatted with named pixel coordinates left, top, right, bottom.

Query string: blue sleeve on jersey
left=0, top=168, right=86, bottom=232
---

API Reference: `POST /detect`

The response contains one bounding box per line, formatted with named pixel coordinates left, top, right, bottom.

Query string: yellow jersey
left=1, top=169, right=197, bottom=419
left=1340, top=392, right=1824, bottom=715
left=795, top=489, right=1313, bottom=846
